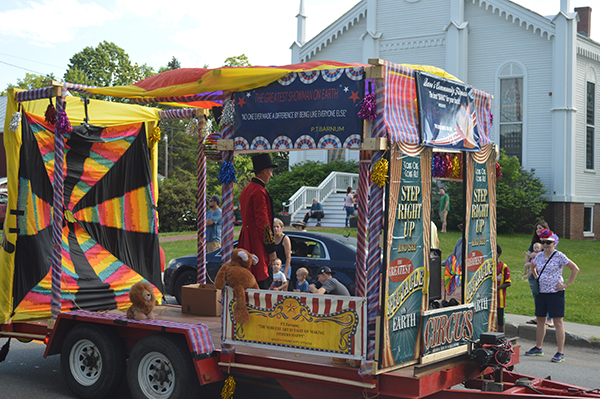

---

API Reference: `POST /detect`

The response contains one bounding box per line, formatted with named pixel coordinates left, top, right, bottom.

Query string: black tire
left=173, top=269, right=196, bottom=305
left=60, top=324, right=126, bottom=399
left=127, top=334, right=199, bottom=399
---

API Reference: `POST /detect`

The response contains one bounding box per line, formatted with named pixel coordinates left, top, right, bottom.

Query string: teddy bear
left=126, top=281, right=156, bottom=320
left=214, top=248, right=259, bottom=324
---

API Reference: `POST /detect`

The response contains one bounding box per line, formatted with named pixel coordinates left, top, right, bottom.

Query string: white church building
left=289, top=0, right=599, bottom=241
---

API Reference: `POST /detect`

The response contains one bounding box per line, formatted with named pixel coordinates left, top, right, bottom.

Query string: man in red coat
left=238, top=154, right=278, bottom=289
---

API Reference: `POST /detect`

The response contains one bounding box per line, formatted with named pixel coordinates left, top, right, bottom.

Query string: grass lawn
left=159, top=228, right=600, bottom=326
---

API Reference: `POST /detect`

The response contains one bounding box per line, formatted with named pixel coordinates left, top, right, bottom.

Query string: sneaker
left=551, top=352, right=565, bottom=362
left=316, top=222, right=321, bottom=227
left=525, top=346, right=544, bottom=356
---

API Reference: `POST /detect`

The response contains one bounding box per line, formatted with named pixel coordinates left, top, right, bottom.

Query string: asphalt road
left=0, top=336, right=598, bottom=399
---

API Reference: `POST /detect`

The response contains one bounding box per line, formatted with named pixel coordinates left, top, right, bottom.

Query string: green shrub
left=434, top=150, right=547, bottom=234
left=158, top=175, right=197, bottom=232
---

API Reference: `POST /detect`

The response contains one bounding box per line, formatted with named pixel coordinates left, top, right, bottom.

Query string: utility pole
left=164, top=134, right=168, bottom=178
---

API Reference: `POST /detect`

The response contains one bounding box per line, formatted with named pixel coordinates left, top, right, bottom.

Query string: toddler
left=294, top=267, right=309, bottom=292
left=269, top=258, right=288, bottom=291
left=523, top=242, right=542, bottom=277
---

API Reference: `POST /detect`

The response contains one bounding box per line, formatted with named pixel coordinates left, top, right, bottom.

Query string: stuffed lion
left=214, top=248, right=259, bottom=324
left=127, top=281, right=156, bottom=320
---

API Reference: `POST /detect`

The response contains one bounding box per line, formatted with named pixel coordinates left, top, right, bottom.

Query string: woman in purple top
left=524, top=229, right=579, bottom=363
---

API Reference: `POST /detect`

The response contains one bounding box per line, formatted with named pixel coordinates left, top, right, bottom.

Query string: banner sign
left=415, top=71, right=481, bottom=152
left=382, top=153, right=425, bottom=367
left=421, top=303, right=475, bottom=356
left=222, top=287, right=366, bottom=359
left=465, top=159, right=494, bottom=339
left=233, top=68, right=364, bottom=151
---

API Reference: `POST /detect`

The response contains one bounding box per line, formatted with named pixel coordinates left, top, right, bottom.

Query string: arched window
left=498, top=63, right=525, bottom=163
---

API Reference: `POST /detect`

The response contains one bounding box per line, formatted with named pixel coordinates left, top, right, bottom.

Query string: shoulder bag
left=528, top=251, right=556, bottom=296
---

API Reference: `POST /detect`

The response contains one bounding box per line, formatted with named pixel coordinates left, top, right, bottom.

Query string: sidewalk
left=505, top=313, right=600, bottom=349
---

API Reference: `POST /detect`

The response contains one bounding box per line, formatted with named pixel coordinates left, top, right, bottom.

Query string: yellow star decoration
left=371, top=158, right=389, bottom=188
left=149, top=126, right=161, bottom=147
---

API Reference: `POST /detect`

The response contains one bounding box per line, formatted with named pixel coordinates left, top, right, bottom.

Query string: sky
left=1, top=0, right=599, bottom=92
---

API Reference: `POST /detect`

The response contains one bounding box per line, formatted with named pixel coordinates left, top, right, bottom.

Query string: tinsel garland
left=56, top=109, right=71, bottom=134
left=200, top=118, right=213, bottom=140
left=218, top=160, right=237, bottom=185
left=220, top=375, right=236, bottom=399
left=149, top=126, right=161, bottom=147
left=45, top=102, right=56, bottom=125
left=221, top=99, right=235, bottom=126
left=496, top=162, right=502, bottom=181
left=203, top=131, right=222, bottom=161
left=443, top=154, right=452, bottom=178
left=357, top=93, right=376, bottom=120
left=432, top=153, right=461, bottom=178
left=186, top=118, right=199, bottom=135
left=371, top=158, right=388, bottom=187
left=9, top=112, right=21, bottom=132
left=450, top=154, right=462, bottom=179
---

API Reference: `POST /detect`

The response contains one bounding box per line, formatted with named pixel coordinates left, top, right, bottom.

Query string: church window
left=498, top=63, right=524, bottom=164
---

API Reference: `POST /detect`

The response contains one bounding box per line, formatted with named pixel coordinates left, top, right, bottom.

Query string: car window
left=0, top=194, right=7, bottom=205
left=289, top=237, right=326, bottom=259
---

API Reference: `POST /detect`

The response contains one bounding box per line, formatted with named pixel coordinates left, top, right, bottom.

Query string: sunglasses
left=540, top=240, right=554, bottom=245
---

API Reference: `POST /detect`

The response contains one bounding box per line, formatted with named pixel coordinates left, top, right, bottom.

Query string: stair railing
left=284, top=171, right=358, bottom=220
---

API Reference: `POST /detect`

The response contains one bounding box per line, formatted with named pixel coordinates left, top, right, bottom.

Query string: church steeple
left=296, top=0, right=307, bottom=45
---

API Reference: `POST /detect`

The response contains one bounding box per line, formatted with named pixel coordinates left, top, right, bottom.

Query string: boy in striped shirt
left=496, top=245, right=511, bottom=333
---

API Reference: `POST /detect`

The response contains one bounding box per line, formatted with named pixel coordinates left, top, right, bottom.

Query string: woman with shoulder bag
left=524, top=229, right=579, bottom=363
left=524, top=221, right=559, bottom=327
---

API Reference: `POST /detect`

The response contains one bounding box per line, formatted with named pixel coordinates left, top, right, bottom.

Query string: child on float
left=269, top=258, right=288, bottom=291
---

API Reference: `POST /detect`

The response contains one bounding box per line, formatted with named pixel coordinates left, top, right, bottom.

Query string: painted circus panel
left=464, top=146, right=497, bottom=339
left=381, top=144, right=431, bottom=369
left=222, top=287, right=366, bottom=359
left=421, top=303, right=475, bottom=357
left=233, top=67, right=364, bottom=151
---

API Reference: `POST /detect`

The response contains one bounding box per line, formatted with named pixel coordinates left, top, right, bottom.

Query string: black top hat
left=251, top=153, right=278, bottom=173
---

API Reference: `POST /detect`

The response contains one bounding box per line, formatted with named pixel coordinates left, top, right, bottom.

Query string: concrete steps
left=296, top=192, right=355, bottom=228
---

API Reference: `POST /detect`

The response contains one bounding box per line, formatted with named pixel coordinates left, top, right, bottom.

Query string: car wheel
left=127, top=334, right=199, bottom=399
left=60, top=324, right=125, bottom=399
left=173, top=269, right=196, bottom=305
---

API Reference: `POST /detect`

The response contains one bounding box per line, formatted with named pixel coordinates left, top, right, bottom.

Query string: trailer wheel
left=127, top=334, right=199, bottom=399
left=60, top=324, right=125, bottom=399
left=173, top=269, right=196, bottom=305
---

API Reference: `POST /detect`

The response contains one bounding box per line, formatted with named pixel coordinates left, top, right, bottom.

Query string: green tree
left=157, top=174, right=198, bottom=232
left=2, top=72, right=57, bottom=95
left=158, top=56, right=182, bottom=74
left=268, top=160, right=359, bottom=214
left=63, top=41, right=154, bottom=93
left=223, top=54, right=251, bottom=67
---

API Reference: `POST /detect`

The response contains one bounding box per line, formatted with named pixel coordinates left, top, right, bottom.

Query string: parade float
left=1, top=59, right=598, bottom=399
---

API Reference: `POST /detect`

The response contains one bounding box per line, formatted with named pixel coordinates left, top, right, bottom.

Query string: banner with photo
left=464, top=146, right=497, bottom=339
left=233, top=68, right=364, bottom=151
left=380, top=144, right=431, bottom=369
left=222, top=287, right=366, bottom=359
left=415, top=71, right=481, bottom=152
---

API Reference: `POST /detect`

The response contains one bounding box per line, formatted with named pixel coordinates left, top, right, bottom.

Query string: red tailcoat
left=238, top=178, right=275, bottom=282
